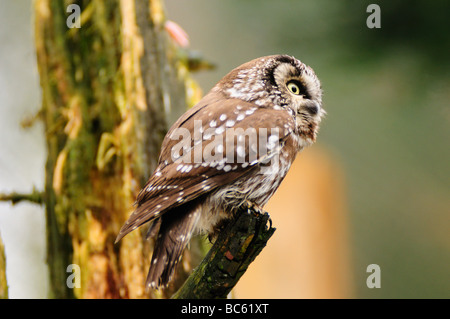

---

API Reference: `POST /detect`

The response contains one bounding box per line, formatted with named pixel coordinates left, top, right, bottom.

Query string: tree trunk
left=34, top=0, right=196, bottom=298
left=0, top=0, right=273, bottom=299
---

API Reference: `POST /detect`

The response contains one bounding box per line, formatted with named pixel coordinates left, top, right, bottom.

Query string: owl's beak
left=302, top=100, right=321, bottom=116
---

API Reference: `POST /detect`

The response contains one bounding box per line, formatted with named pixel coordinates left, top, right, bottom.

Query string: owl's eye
left=286, top=80, right=306, bottom=96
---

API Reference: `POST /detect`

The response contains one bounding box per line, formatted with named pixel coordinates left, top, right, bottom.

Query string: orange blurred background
left=234, top=148, right=353, bottom=298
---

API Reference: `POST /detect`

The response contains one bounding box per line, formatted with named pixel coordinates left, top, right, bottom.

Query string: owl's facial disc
left=284, top=78, right=321, bottom=116
left=272, top=61, right=322, bottom=118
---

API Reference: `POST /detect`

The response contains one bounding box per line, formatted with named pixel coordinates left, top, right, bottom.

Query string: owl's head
left=214, top=55, right=324, bottom=140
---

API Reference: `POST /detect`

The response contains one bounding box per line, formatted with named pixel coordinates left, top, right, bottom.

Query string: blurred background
left=0, top=0, right=449, bottom=298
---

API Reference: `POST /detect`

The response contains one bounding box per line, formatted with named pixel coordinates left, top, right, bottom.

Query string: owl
left=115, top=55, right=324, bottom=289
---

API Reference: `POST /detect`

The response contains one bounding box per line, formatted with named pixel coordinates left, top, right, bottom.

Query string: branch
left=0, top=188, right=44, bottom=206
left=172, top=208, right=276, bottom=299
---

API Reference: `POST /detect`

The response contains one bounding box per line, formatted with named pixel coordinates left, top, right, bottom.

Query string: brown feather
left=115, top=55, right=324, bottom=289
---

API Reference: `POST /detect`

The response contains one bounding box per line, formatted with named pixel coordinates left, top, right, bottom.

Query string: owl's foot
left=243, top=200, right=273, bottom=231
left=243, top=201, right=272, bottom=228
left=208, top=201, right=273, bottom=243
left=243, top=200, right=264, bottom=215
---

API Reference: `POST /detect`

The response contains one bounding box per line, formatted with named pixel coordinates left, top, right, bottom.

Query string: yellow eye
left=287, top=80, right=301, bottom=95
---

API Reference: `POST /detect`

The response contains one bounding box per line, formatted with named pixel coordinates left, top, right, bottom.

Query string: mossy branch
left=172, top=208, right=275, bottom=299
left=0, top=188, right=44, bottom=206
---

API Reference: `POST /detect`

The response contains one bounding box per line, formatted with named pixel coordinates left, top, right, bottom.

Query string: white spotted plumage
left=116, top=55, right=324, bottom=289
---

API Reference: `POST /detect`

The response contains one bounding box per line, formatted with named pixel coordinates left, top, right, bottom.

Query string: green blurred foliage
left=340, top=0, right=450, bottom=67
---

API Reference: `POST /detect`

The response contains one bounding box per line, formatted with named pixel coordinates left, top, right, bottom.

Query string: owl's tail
left=146, top=204, right=201, bottom=290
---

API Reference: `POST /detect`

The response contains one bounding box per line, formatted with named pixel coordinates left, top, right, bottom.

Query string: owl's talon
left=267, top=216, right=273, bottom=229
left=243, top=200, right=264, bottom=216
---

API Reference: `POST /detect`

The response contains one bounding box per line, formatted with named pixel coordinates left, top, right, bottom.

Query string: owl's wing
left=115, top=95, right=295, bottom=242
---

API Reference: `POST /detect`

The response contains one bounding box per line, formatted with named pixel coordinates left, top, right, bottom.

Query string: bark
left=172, top=210, right=275, bottom=299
